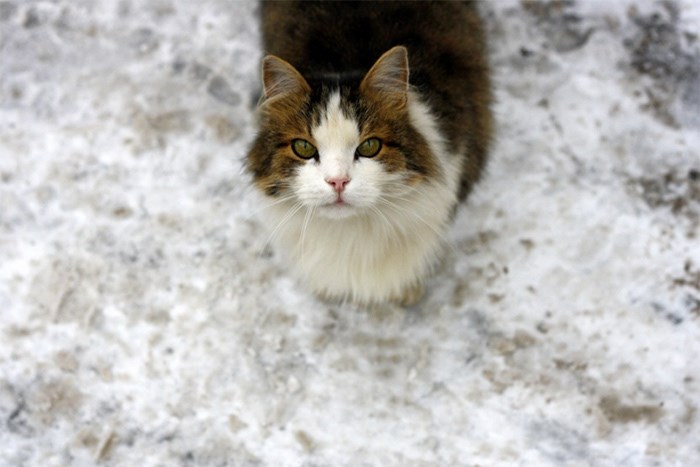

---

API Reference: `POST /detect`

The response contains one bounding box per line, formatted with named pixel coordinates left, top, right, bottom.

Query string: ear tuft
left=262, top=55, right=310, bottom=100
left=360, top=46, right=409, bottom=104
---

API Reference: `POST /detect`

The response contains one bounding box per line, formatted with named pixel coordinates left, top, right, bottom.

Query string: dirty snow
left=1, top=1, right=699, bottom=465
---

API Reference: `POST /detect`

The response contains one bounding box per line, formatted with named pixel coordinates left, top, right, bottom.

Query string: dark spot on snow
left=599, top=395, right=664, bottom=424
left=520, top=46, right=535, bottom=57
left=130, top=27, right=159, bottom=54
left=672, top=259, right=700, bottom=291
left=651, top=302, right=684, bottom=325
left=191, top=62, right=213, bottom=82
left=23, top=7, right=43, bottom=28
left=172, top=58, right=186, bottom=74
left=6, top=397, right=33, bottom=436
left=630, top=170, right=700, bottom=221
left=112, top=206, right=133, bottom=219
left=208, top=76, right=242, bottom=106
left=521, top=0, right=595, bottom=52
left=685, top=295, right=700, bottom=316
left=117, top=0, right=130, bottom=18
left=0, top=1, right=17, bottom=22
left=148, top=110, right=191, bottom=134
left=625, top=2, right=700, bottom=127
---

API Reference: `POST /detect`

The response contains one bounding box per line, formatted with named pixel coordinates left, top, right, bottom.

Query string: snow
left=1, top=0, right=699, bottom=465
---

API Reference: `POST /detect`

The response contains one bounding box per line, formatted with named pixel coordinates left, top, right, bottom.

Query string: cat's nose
left=326, top=176, right=350, bottom=193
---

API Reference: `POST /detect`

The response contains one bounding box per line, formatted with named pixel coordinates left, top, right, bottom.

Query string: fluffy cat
left=247, top=1, right=492, bottom=305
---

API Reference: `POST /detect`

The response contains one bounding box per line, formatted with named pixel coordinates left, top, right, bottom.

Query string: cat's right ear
left=360, top=46, right=410, bottom=108
left=262, top=55, right=310, bottom=101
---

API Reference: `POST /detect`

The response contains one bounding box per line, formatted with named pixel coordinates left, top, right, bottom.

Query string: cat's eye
left=292, top=139, right=317, bottom=159
left=356, top=138, right=382, bottom=158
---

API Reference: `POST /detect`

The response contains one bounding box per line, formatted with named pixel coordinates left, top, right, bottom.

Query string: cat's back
left=262, top=2, right=479, bottom=74
left=261, top=0, right=492, bottom=200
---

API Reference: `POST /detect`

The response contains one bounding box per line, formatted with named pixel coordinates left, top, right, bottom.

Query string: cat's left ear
left=261, top=55, right=311, bottom=101
left=360, top=46, right=409, bottom=107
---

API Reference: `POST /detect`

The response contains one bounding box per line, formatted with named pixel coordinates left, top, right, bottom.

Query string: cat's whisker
left=377, top=198, right=457, bottom=255
left=375, top=199, right=431, bottom=242
left=368, top=205, right=395, bottom=239
left=379, top=184, right=424, bottom=200
left=260, top=201, right=305, bottom=257
left=245, top=182, right=298, bottom=217
left=256, top=181, right=295, bottom=197
left=382, top=180, right=429, bottom=195
left=246, top=196, right=298, bottom=221
left=298, top=205, right=315, bottom=261
left=379, top=197, right=445, bottom=235
left=255, top=193, right=298, bottom=213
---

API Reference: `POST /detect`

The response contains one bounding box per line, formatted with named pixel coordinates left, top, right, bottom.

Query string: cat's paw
left=394, top=282, right=424, bottom=307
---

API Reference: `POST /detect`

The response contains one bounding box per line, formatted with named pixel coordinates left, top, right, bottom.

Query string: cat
left=247, top=1, right=492, bottom=305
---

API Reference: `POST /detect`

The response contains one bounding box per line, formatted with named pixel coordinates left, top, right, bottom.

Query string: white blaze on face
left=294, top=91, right=367, bottom=216
left=312, top=92, right=359, bottom=182
left=293, top=90, right=399, bottom=219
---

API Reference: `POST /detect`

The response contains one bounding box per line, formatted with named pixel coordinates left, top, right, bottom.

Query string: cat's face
left=248, top=47, right=438, bottom=220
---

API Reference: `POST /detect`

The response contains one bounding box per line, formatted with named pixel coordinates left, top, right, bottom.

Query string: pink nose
left=326, top=176, right=350, bottom=193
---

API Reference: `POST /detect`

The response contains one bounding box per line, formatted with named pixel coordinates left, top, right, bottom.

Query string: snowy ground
left=1, top=1, right=699, bottom=465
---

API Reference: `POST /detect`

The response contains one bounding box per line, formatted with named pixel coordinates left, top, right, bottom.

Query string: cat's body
left=247, top=1, right=492, bottom=304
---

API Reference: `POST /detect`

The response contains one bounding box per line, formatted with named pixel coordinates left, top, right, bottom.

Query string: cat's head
left=247, top=46, right=440, bottom=220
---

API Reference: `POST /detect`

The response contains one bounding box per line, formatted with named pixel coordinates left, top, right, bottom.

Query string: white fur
left=295, top=92, right=389, bottom=220
left=263, top=92, right=460, bottom=303
left=310, top=92, right=357, bottom=186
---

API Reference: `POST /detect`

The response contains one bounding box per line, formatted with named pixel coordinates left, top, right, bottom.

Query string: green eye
left=292, top=139, right=317, bottom=159
left=356, top=138, right=382, bottom=158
